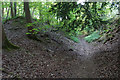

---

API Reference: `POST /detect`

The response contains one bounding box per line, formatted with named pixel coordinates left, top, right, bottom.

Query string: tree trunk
left=24, top=2, right=32, bottom=23
left=32, top=7, right=36, bottom=16
left=2, top=27, right=7, bottom=48
left=10, top=2, right=14, bottom=18
left=118, top=3, right=120, bottom=16
left=24, top=2, right=33, bottom=33
left=23, top=10, right=25, bottom=16
left=2, top=2, right=4, bottom=19
left=39, top=9, right=41, bottom=19
left=14, top=2, right=17, bottom=17
left=6, top=7, right=10, bottom=19
left=2, top=26, right=19, bottom=50
left=24, top=2, right=42, bottom=41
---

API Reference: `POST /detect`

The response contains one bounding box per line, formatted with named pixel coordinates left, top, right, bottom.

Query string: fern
left=65, top=33, right=80, bottom=43
left=84, top=31, right=100, bottom=43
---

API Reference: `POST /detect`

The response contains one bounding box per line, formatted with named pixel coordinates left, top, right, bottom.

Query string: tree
left=14, top=2, right=17, bottom=16
left=118, top=2, right=120, bottom=15
left=32, top=6, right=37, bottom=16
left=24, top=2, right=33, bottom=37
left=6, top=7, right=10, bottom=19
left=1, top=2, right=18, bottom=50
left=2, top=2, right=4, bottom=19
left=24, top=2, right=40, bottom=41
left=10, top=2, right=14, bottom=18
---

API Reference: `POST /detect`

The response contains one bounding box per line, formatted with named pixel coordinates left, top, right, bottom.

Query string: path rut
left=2, top=18, right=119, bottom=78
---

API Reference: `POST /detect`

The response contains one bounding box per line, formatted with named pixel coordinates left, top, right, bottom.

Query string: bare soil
left=2, top=18, right=119, bottom=78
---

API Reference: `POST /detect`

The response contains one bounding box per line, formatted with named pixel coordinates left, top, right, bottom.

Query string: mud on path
left=2, top=18, right=119, bottom=78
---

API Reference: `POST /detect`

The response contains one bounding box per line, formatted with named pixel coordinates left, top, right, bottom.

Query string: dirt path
left=2, top=18, right=119, bottom=78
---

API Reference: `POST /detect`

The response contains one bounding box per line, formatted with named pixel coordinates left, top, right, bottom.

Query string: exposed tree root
left=0, top=68, right=21, bottom=79
left=27, top=34, right=42, bottom=42
left=2, top=38, right=19, bottom=51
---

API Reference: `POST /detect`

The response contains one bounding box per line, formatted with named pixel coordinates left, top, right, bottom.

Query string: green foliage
left=50, top=2, right=119, bottom=34
left=25, top=19, right=52, bottom=35
left=66, top=35, right=80, bottom=43
left=69, top=36, right=80, bottom=43
left=2, top=2, right=119, bottom=43
left=84, top=31, right=100, bottom=43
left=65, top=32, right=80, bottom=43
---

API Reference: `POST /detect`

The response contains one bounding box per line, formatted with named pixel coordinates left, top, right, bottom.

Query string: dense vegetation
left=2, top=1, right=120, bottom=49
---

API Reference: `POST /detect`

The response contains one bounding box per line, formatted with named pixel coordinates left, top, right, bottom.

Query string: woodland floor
left=2, top=18, right=119, bottom=78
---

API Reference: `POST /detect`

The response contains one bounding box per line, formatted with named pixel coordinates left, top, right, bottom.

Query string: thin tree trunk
left=14, top=2, right=17, bottom=16
left=6, top=7, right=10, bottom=19
left=10, top=2, right=14, bottom=18
left=2, top=27, right=7, bottom=47
left=23, top=10, right=25, bottom=16
left=32, top=7, right=36, bottom=16
left=118, top=3, right=120, bottom=16
left=39, top=9, right=41, bottom=19
left=2, top=2, right=4, bottom=19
